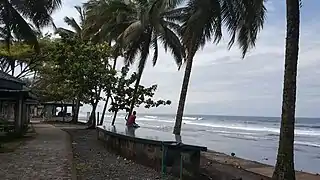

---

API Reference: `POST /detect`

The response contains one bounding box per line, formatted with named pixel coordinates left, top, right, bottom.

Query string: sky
left=45, top=0, right=320, bottom=117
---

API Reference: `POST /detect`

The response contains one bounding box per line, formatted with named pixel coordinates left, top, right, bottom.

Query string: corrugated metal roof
left=0, top=71, right=25, bottom=84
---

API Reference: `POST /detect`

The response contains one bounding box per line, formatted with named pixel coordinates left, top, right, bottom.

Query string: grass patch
left=0, top=125, right=37, bottom=153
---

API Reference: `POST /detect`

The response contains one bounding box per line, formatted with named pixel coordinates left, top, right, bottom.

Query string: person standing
left=126, top=111, right=137, bottom=127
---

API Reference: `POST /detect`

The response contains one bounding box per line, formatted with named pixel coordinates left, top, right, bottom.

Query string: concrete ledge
left=97, top=126, right=207, bottom=179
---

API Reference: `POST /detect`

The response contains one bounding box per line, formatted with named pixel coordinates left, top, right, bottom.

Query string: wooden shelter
left=31, top=101, right=83, bottom=122
left=0, top=71, right=37, bottom=134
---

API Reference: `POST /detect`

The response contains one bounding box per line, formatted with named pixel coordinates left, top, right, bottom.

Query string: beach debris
left=231, top=152, right=235, bottom=157
left=233, top=162, right=241, bottom=169
left=263, top=157, right=268, bottom=161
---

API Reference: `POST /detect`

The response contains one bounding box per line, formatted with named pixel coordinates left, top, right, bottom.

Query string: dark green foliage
left=108, top=65, right=171, bottom=118
left=33, top=38, right=115, bottom=104
left=0, top=0, right=61, bottom=75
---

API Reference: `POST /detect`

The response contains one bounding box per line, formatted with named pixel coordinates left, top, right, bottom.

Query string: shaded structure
left=0, top=71, right=37, bottom=135
left=31, top=101, right=82, bottom=122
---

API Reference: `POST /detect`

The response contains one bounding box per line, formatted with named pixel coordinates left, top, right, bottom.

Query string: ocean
left=79, top=113, right=320, bottom=174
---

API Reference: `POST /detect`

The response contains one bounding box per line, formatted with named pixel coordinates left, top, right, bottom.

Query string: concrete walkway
left=0, top=123, right=73, bottom=180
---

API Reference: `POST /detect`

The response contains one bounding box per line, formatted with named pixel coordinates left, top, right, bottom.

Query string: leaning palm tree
left=83, top=0, right=137, bottom=125
left=0, top=0, right=61, bottom=75
left=85, top=0, right=185, bottom=124
left=55, top=6, right=85, bottom=39
left=119, top=0, right=185, bottom=116
left=272, top=0, right=300, bottom=179
left=172, top=0, right=267, bottom=135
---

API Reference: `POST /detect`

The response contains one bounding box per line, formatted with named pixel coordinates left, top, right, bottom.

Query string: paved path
left=0, top=123, right=73, bottom=180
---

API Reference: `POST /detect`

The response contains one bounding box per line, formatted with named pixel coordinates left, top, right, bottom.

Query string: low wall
left=97, top=126, right=207, bottom=179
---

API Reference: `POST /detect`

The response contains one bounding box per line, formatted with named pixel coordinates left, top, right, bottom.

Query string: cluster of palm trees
left=0, top=0, right=301, bottom=179
left=75, top=0, right=268, bottom=136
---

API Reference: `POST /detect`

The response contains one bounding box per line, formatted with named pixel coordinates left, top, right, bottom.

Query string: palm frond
left=7, top=3, right=39, bottom=50
left=164, top=0, right=185, bottom=8
left=63, top=17, right=81, bottom=35
left=180, top=0, right=222, bottom=58
left=151, top=33, right=158, bottom=66
left=122, top=21, right=143, bottom=44
left=83, top=0, right=137, bottom=42
left=221, top=0, right=266, bottom=57
left=75, top=6, right=85, bottom=26
left=137, top=28, right=152, bottom=75
left=159, top=26, right=184, bottom=67
left=124, top=37, right=141, bottom=66
left=55, top=27, right=76, bottom=38
left=13, top=0, right=62, bottom=28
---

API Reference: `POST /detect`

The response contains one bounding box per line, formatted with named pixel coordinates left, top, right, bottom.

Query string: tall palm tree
left=83, top=0, right=136, bottom=125
left=55, top=6, right=85, bottom=39
left=84, top=0, right=185, bottom=124
left=172, top=0, right=266, bottom=135
left=272, top=0, right=300, bottom=179
left=118, top=0, right=185, bottom=116
left=0, top=0, right=61, bottom=75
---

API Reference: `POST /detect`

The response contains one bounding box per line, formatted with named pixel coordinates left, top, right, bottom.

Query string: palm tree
left=0, top=0, right=61, bottom=75
left=118, top=0, right=185, bottom=116
left=172, top=0, right=266, bottom=135
left=272, top=0, right=300, bottom=179
left=84, top=0, right=185, bottom=124
left=83, top=0, right=136, bottom=125
left=55, top=6, right=85, bottom=39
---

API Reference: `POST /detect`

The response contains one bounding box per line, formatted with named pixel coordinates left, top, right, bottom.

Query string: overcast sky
left=45, top=0, right=320, bottom=117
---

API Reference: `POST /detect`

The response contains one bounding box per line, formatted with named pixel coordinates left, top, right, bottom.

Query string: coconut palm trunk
left=72, top=99, right=81, bottom=123
left=99, top=57, right=118, bottom=125
left=99, top=93, right=109, bottom=125
left=111, top=110, right=118, bottom=125
left=87, top=102, right=98, bottom=129
left=173, top=55, right=194, bottom=135
left=272, top=0, right=300, bottom=179
left=128, top=69, right=143, bottom=116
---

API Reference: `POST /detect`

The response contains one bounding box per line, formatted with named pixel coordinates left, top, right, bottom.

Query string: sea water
left=79, top=114, right=320, bottom=174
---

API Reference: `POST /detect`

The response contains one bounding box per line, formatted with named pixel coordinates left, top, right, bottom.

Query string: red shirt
left=126, top=115, right=136, bottom=126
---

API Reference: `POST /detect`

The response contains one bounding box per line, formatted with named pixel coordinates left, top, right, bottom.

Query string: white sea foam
left=137, top=117, right=173, bottom=123
left=182, top=116, right=203, bottom=120
left=295, top=141, right=320, bottom=148
left=144, top=115, right=158, bottom=119
left=182, top=121, right=320, bottom=137
left=79, top=114, right=320, bottom=137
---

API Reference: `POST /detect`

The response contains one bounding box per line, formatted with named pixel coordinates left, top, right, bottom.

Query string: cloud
left=49, top=0, right=320, bottom=117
